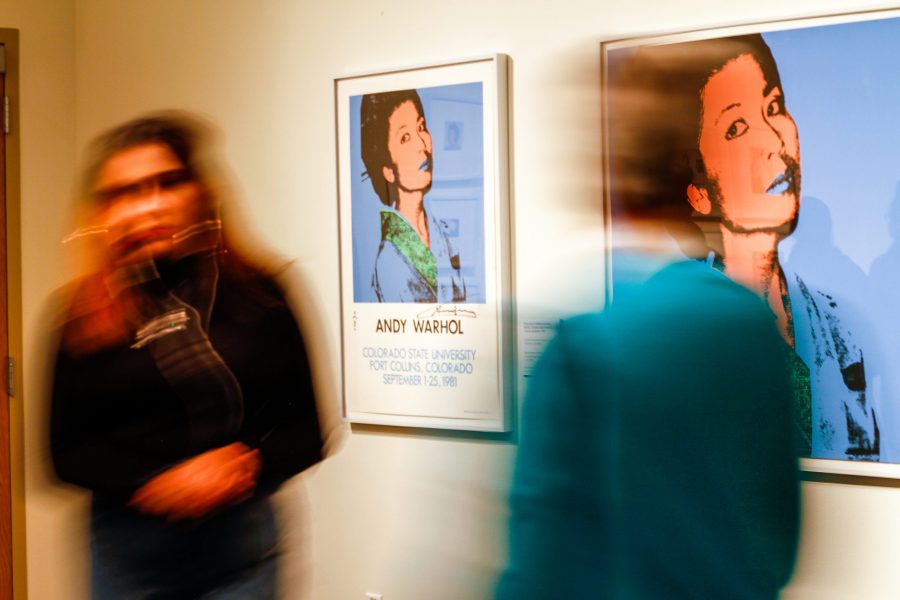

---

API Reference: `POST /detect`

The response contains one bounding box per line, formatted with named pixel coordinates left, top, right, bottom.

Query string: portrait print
left=348, top=82, right=486, bottom=304
left=604, top=13, right=900, bottom=473
left=335, top=56, right=511, bottom=431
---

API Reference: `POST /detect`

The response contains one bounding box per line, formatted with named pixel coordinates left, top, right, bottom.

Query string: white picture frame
left=334, top=55, right=512, bottom=431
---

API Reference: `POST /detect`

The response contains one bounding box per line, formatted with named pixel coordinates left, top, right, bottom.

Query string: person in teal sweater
left=496, top=249, right=799, bottom=598
left=499, top=41, right=802, bottom=590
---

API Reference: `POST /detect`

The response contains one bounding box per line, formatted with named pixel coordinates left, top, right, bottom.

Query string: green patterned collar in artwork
left=782, top=287, right=811, bottom=457
left=381, top=209, right=437, bottom=291
left=789, top=350, right=812, bottom=456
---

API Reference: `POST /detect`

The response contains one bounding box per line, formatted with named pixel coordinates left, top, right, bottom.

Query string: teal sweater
left=497, top=259, right=799, bottom=599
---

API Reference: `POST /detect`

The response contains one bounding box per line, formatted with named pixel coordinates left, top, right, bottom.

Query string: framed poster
left=335, top=55, right=512, bottom=431
left=602, top=9, right=900, bottom=477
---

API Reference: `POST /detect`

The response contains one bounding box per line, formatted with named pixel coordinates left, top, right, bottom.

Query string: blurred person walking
left=496, top=38, right=801, bottom=591
left=50, top=113, right=324, bottom=599
left=497, top=230, right=800, bottom=599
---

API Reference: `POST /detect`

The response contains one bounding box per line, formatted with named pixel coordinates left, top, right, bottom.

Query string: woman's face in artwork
left=382, top=100, right=433, bottom=195
left=93, top=143, right=207, bottom=264
left=690, top=53, right=800, bottom=233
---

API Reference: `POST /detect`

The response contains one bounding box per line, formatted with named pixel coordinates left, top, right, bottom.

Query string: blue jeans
left=90, top=493, right=279, bottom=599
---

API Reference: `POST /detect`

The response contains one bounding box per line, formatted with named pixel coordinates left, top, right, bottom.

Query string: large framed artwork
left=602, top=9, right=900, bottom=477
left=335, top=55, right=512, bottom=431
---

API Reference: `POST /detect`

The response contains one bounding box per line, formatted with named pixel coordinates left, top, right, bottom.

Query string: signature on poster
left=417, top=304, right=478, bottom=319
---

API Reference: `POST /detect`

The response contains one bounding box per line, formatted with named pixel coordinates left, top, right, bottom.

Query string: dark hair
left=360, top=90, right=426, bottom=206
left=64, top=112, right=286, bottom=352
left=608, top=34, right=781, bottom=232
left=76, top=111, right=287, bottom=273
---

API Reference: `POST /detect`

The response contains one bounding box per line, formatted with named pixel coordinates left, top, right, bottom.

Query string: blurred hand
left=129, top=442, right=262, bottom=521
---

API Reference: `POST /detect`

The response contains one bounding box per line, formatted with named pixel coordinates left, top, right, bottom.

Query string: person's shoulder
left=552, top=312, right=612, bottom=359
left=558, top=312, right=606, bottom=336
left=216, top=255, right=290, bottom=315
left=651, top=259, right=737, bottom=290
left=653, top=260, right=768, bottom=310
left=53, top=272, right=132, bottom=357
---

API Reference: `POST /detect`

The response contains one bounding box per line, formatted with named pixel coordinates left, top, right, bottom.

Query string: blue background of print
left=348, top=82, right=486, bottom=303
left=763, top=19, right=900, bottom=461
left=606, top=16, right=900, bottom=462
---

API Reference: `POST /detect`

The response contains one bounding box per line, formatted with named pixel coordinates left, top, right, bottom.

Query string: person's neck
left=720, top=227, right=793, bottom=345
left=394, top=191, right=429, bottom=248
left=613, top=218, right=686, bottom=259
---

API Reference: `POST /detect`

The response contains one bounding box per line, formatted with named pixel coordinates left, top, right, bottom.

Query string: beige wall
left=8, top=0, right=900, bottom=598
left=0, top=1, right=78, bottom=599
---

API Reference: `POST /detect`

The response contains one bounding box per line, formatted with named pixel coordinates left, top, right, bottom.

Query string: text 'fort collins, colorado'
left=362, top=345, right=476, bottom=388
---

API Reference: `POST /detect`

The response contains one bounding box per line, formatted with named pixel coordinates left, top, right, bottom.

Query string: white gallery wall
left=0, top=1, right=77, bottom=599
left=7, top=0, right=900, bottom=598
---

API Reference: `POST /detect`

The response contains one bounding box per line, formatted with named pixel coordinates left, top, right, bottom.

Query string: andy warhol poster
left=603, top=10, right=900, bottom=476
left=335, top=56, right=511, bottom=431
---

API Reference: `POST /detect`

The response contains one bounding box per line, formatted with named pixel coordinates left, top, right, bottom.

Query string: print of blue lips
left=419, top=157, right=432, bottom=171
left=767, top=168, right=794, bottom=195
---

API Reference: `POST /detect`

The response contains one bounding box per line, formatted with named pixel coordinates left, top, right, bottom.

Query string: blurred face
left=382, top=100, right=433, bottom=195
left=696, top=53, right=800, bottom=233
left=93, top=143, right=207, bottom=264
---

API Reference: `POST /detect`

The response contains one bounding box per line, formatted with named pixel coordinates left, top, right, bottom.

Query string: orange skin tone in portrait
left=93, top=143, right=261, bottom=520
left=382, top=100, right=434, bottom=248
left=687, top=54, right=801, bottom=345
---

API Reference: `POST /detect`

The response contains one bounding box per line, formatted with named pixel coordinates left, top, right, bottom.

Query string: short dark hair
left=607, top=34, right=781, bottom=230
left=360, top=90, right=426, bottom=206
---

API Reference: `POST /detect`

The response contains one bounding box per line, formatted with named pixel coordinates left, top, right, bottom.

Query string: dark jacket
left=50, top=255, right=323, bottom=504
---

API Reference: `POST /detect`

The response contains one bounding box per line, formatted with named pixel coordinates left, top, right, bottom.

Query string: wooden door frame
left=0, top=29, right=23, bottom=600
